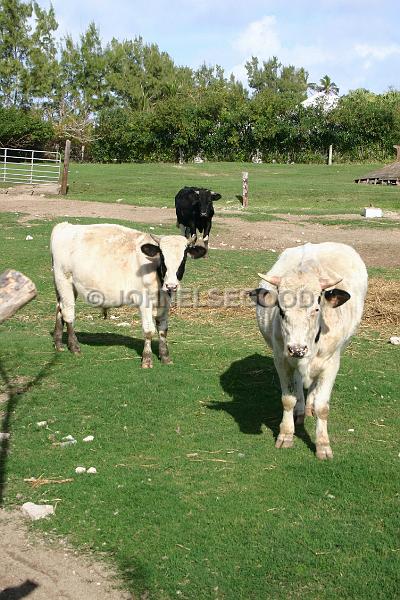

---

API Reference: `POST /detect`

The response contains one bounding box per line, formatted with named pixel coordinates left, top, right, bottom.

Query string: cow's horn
left=258, top=273, right=281, bottom=286
left=150, top=233, right=161, bottom=245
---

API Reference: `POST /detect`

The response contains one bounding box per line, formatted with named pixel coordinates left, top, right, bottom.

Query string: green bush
left=0, top=107, right=54, bottom=149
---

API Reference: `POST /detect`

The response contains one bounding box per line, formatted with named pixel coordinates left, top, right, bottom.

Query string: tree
left=104, top=37, right=184, bottom=111
left=0, top=0, right=33, bottom=106
left=309, top=75, right=339, bottom=96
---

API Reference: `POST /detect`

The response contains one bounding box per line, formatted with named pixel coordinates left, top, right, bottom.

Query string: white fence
left=0, top=147, right=61, bottom=186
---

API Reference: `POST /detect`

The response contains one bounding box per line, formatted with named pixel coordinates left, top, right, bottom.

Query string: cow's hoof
left=160, top=356, right=173, bottom=365
left=294, top=413, right=305, bottom=426
left=275, top=434, right=294, bottom=449
left=305, top=405, right=314, bottom=417
left=69, top=347, right=81, bottom=355
left=54, top=344, right=64, bottom=352
left=316, top=444, right=333, bottom=460
left=141, top=360, right=153, bottom=369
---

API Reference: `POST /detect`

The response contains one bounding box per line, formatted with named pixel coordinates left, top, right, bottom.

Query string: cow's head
left=141, top=234, right=206, bottom=292
left=250, top=265, right=350, bottom=359
left=194, top=188, right=221, bottom=218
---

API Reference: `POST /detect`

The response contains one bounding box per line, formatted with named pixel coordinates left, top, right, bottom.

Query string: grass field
left=65, top=162, right=400, bottom=217
left=1, top=208, right=399, bottom=599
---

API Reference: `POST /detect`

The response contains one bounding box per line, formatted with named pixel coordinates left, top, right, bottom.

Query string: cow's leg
left=274, top=357, right=297, bottom=448
left=53, top=277, right=80, bottom=354
left=139, top=297, right=156, bottom=369
left=311, top=354, right=340, bottom=460
left=53, top=301, right=64, bottom=351
left=155, top=294, right=172, bottom=365
left=179, top=223, right=188, bottom=238
left=201, top=220, right=211, bottom=256
left=293, top=369, right=305, bottom=425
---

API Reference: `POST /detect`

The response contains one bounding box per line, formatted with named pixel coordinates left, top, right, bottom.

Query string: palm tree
left=308, top=75, right=339, bottom=96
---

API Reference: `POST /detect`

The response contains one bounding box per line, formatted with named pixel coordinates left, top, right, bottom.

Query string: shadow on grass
left=62, top=331, right=156, bottom=356
left=210, top=353, right=315, bottom=453
left=0, top=356, right=59, bottom=505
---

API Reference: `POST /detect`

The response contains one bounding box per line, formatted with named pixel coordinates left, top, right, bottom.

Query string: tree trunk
left=0, top=270, right=37, bottom=324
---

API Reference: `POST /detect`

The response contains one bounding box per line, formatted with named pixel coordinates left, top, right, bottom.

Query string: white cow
left=251, top=242, right=368, bottom=459
left=51, top=222, right=205, bottom=367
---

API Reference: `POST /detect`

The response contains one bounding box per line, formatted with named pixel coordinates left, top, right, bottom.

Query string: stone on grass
left=82, top=435, right=94, bottom=442
left=389, top=336, right=400, bottom=345
left=75, top=466, right=87, bottom=474
left=21, top=502, right=54, bottom=521
left=87, top=467, right=97, bottom=474
left=36, top=420, right=48, bottom=428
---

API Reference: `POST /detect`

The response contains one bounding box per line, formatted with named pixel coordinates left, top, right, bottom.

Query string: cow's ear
left=324, top=289, right=351, bottom=308
left=249, top=288, right=277, bottom=308
left=141, top=243, right=161, bottom=257
left=211, top=192, right=221, bottom=201
left=187, top=245, right=207, bottom=259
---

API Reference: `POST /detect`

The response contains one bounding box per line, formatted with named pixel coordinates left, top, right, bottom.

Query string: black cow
left=175, top=186, right=221, bottom=253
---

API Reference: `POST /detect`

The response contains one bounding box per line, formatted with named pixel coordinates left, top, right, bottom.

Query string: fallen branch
left=24, top=477, right=73, bottom=487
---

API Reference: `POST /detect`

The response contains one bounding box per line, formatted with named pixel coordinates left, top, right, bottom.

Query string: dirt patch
left=0, top=509, right=133, bottom=599
left=1, top=194, right=400, bottom=268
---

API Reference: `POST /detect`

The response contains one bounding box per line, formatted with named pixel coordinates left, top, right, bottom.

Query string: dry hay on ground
left=363, top=277, right=400, bottom=332
left=111, top=278, right=400, bottom=334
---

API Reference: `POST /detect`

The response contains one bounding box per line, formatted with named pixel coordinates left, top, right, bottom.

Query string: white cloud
left=354, top=43, right=400, bottom=61
left=234, top=16, right=281, bottom=58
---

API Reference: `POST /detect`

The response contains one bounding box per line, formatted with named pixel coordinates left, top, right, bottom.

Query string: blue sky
left=36, top=0, right=400, bottom=94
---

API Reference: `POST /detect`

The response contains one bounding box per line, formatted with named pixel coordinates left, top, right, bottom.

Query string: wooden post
left=328, top=144, right=333, bottom=165
left=60, top=139, right=71, bottom=195
left=0, top=270, right=36, bottom=324
left=242, top=171, right=249, bottom=207
left=393, top=145, right=400, bottom=162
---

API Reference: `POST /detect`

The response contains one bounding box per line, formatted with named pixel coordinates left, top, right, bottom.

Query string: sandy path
left=0, top=510, right=133, bottom=599
left=1, top=194, right=399, bottom=268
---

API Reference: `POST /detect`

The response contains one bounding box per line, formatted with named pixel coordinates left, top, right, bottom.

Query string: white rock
left=21, top=502, right=54, bottom=521
left=116, top=198, right=123, bottom=203
left=83, top=435, right=94, bottom=442
left=75, top=466, right=87, bottom=474
left=149, top=226, right=155, bottom=230
left=25, top=235, right=33, bottom=241
left=348, top=428, right=355, bottom=433
left=389, top=336, right=400, bottom=345
left=87, top=467, right=97, bottom=474
left=116, top=322, right=130, bottom=327
left=36, top=421, right=48, bottom=428
left=62, top=435, right=76, bottom=441
left=361, top=207, right=382, bottom=218
left=0, top=432, right=10, bottom=440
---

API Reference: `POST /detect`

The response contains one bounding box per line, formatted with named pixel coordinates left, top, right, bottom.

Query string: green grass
left=65, top=162, right=400, bottom=217
left=1, top=212, right=400, bottom=599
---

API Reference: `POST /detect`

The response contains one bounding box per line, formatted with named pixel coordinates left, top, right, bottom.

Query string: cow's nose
left=287, top=345, right=308, bottom=358
left=200, top=212, right=207, bottom=217
left=166, top=284, right=178, bottom=292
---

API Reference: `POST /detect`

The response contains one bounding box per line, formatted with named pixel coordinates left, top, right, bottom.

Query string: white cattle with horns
left=51, top=222, right=206, bottom=367
left=251, top=242, right=368, bottom=460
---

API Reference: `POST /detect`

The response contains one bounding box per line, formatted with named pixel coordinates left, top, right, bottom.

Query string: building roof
left=301, top=91, right=339, bottom=111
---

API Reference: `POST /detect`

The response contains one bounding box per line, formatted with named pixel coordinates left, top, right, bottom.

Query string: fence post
left=60, top=139, right=71, bottom=195
left=3, top=148, right=7, bottom=182
left=328, top=144, right=333, bottom=166
left=242, top=171, right=249, bottom=207
left=30, top=149, right=34, bottom=184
